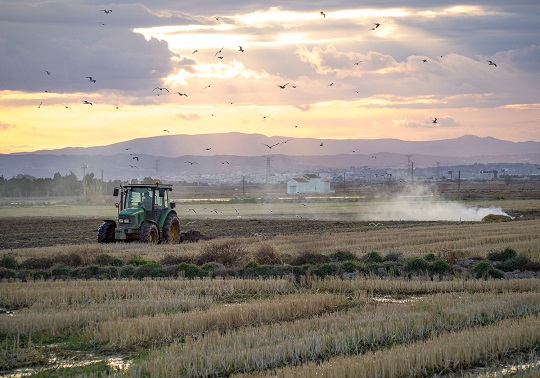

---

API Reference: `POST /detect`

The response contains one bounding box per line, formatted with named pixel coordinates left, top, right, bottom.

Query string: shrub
left=383, top=251, right=402, bottom=262
left=197, top=240, right=247, bottom=267
left=53, top=253, right=82, bottom=267
left=253, top=244, right=282, bottom=265
left=74, top=265, right=100, bottom=279
left=487, top=247, right=517, bottom=261
left=120, top=265, right=136, bottom=278
left=291, top=251, right=330, bottom=265
left=524, top=260, right=540, bottom=272
left=127, top=256, right=155, bottom=266
left=0, top=267, right=16, bottom=280
left=51, top=264, right=72, bottom=279
left=176, top=263, right=206, bottom=278
left=133, top=263, right=167, bottom=280
left=331, top=250, right=357, bottom=262
left=160, top=254, right=192, bottom=266
left=474, top=261, right=494, bottom=278
left=97, top=266, right=120, bottom=279
left=0, top=254, right=17, bottom=269
left=95, top=254, right=123, bottom=266
left=363, top=251, right=383, bottom=263
left=406, top=257, right=430, bottom=272
left=424, top=253, right=436, bottom=261
left=430, top=260, right=450, bottom=275
left=19, top=257, right=54, bottom=270
left=497, top=255, right=530, bottom=272
left=314, top=263, right=338, bottom=277
left=32, top=270, right=51, bottom=280
left=341, top=260, right=360, bottom=273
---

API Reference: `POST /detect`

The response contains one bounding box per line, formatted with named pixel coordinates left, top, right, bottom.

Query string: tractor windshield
left=125, top=187, right=153, bottom=210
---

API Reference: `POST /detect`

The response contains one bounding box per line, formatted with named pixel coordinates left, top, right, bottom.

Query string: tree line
left=0, top=172, right=123, bottom=197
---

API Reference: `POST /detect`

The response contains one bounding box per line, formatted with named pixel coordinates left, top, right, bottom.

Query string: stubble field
left=0, top=191, right=539, bottom=377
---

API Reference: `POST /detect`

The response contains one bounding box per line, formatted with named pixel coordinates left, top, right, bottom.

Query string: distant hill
left=2, top=134, right=539, bottom=180
left=13, top=133, right=540, bottom=158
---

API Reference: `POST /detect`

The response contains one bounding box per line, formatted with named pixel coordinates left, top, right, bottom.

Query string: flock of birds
left=34, top=7, right=500, bottom=187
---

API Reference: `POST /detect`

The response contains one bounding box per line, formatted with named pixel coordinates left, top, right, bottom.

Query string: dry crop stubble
left=238, top=316, right=540, bottom=378
left=124, top=292, right=539, bottom=377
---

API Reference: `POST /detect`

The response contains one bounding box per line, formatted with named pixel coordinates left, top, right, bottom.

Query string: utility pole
left=405, top=154, right=413, bottom=181
left=81, top=163, right=88, bottom=197
left=265, top=157, right=272, bottom=183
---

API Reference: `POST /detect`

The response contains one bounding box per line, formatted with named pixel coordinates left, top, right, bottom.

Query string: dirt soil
left=0, top=218, right=454, bottom=250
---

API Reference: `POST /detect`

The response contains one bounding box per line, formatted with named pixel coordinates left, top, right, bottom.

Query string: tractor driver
left=141, top=191, right=152, bottom=210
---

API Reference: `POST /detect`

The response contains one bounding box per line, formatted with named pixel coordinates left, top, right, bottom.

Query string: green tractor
left=98, top=182, right=181, bottom=244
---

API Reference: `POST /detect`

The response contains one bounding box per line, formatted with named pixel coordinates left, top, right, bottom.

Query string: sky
left=1, top=0, right=539, bottom=154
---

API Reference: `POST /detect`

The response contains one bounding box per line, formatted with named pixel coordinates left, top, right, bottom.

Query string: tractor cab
left=98, top=182, right=180, bottom=244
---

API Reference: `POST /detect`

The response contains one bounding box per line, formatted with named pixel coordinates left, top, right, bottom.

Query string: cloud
left=176, top=113, right=201, bottom=121
left=392, top=116, right=459, bottom=128
left=0, top=122, right=17, bottom=131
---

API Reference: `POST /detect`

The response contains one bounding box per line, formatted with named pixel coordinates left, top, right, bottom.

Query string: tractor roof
left=122, top=183, right=173, bottom=190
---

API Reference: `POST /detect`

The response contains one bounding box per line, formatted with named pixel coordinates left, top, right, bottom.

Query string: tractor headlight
left=119, top=217, right=133, bottom=224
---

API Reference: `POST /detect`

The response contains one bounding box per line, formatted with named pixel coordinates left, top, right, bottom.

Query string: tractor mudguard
left=158, top=209, right=177, bottom=228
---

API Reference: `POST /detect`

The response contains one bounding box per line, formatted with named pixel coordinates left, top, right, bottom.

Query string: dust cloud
left=360, top=184, right=511, bottom=222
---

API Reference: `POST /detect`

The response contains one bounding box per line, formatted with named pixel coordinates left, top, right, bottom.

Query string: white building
left=287, top=174, right=334, bottom=194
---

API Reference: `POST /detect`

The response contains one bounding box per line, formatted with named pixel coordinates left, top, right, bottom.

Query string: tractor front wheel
left=98, top=221, right=116, bottom=243
left=162, top=213, right=181, bottom=243
left=140, top=222, right=159, bottom=244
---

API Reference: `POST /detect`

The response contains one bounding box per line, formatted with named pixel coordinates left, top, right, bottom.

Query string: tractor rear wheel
left=98, top=221, right=116, bottom=243
left=162, top=213, right=181, bottom=243
left=140, top=222, right=159, bottom=244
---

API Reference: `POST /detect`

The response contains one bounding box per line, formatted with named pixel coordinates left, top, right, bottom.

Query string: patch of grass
left=331, top=250, right=357, bottom=262
left=253, top=244, right=282, bottom=265
left=28, top=360, right=112, bottom=378
left=94, top=253, right=123, bottom=267
left=363, top=251, right=383, bottom=263
left=197, top=240, right=248, bottom=267
left=291, top=251, right=331, bottom=265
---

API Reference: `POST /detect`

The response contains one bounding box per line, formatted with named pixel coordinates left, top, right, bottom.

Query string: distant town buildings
left=287, top=174, right=334, bottom=194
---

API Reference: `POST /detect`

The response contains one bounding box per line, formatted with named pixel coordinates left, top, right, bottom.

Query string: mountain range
left=2, top=133, right=539, bottom=180
left=16, top=133, right=540, bottom=158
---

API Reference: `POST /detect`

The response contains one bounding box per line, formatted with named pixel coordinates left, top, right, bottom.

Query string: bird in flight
left=129, top=165, right=138, bottom=169
left=320, top=11, right=326, bottom=18
left=487, top=60, right=497, bottom=67
left=278, top=83, right=289, bottom=89
left=238, top=46, right=244, bottom=52
left=188, top=208, right=197, bottom=214
left=432, top=118, right=438, bottom=123
left=203, top=147, right=212, bottom=150
left=262, top=143, right=280, bottom=149
left=176, top=92, right=188, bottom=97
left=44, top=70, right=51, bottom=75
left=354, top=61, right=363, bottom=65
left=163, top=129, right=170, bottom=133
left=82, top=100, right=93, bottom=105
left=204, top=84, right=212, bottom=89
left=328, top=83, right=334, bottom=86
left=320, top=142, right=324, bottom=147
left=153, top=87, right=169, bottom=93
left=101, top=9, right=112, bottom=13
left=217, top=56, right=224, bottom=59
left=281, top=139, right=292, bottom=144
left=370, top=23, right=381, bottom=30
left=192, top=49, right=198, bottom=54
left=221, top=161, right=229, bottom=165
left=185, top=161, right=198, bottom=165
left=422, top=59, right=428, bottom=63
left=214, top=47, right=224, bottom=57
left=86, top=76, right=96, bottom=83
left=132, top=156, right=139, bottom=161
left=64, top=105, right=71, bottom=109
left=38, top=101, right=42, bottom=108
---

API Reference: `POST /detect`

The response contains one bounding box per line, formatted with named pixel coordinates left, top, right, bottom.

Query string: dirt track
left=0, top=217, right=451, bottom=250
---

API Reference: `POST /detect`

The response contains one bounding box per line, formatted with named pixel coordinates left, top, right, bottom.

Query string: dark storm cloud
left=0, top=2, right=183, bottom=94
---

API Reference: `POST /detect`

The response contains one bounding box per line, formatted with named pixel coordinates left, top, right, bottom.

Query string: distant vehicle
left=98, top=182, right=180, bottom=244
